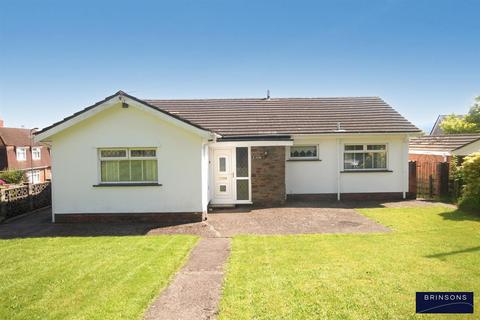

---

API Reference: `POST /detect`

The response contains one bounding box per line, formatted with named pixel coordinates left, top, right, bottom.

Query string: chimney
left=335, top=122, right=346, bottom=132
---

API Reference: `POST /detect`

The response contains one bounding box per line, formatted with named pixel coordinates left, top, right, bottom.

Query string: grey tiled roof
left=146, top=97, right=420, bottom=137
left=409, top=134, right=480, bottom=152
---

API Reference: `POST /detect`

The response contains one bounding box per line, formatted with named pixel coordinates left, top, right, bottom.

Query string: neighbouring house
left=409, top=134, right=480, bottom=163
left=430, top=114, right=465, bottom=135
left=0, top=124, right=51, bottom=183
left=408, top=134, right=480, bottom=197
left=36, top=91, right=421, bottom=223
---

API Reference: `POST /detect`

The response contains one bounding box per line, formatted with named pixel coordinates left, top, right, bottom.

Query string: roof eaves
left=217, top=135, right=293, bottom=142
left=452, top=136, right=480, bottom=151
left=35, top=91, right=216, bottom=138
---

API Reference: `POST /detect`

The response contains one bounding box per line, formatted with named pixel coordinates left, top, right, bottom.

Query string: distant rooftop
left=0, top=127, right=42, bottom=146
left=409, top=134, right=480, bottom=153
left=430, top=114, right=465, bottom=135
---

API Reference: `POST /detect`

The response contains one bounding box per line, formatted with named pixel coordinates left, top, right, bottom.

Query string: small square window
left=32, top=147, right=41, bottom=160
left=27, top=170, right=41, bottom=183
left=16, top=147, right=27, bottom=161
left=131, top=149, right=156, bottom=157
left=289, top=145, right=318, bottom=160
left=100, top=149, right=127, bottom=158
left=219, top=185, right=227, bottom=192
left=367, top=145, right=386, bottom=150
left=345, top=145, right=364, bottom=151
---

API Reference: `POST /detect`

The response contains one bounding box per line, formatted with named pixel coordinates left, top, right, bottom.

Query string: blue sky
left=0, top=0, right=479, bottom=132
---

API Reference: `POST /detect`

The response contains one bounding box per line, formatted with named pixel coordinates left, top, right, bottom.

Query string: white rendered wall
left=49, top=103, right=204, bottom=214
left=286, top=135, right=409, bottom=195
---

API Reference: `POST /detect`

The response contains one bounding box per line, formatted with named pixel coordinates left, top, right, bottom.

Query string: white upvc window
left=32, top=147, right=41, bottom=160
left=343, top=144, right=387, bottom=170
left=288, top=145, right=319, bottom=160
left=26, top=170, right=41, bottom=184
left=98, top=148, right=158, bottom=183
left=16, top=147, right=27, bottom=161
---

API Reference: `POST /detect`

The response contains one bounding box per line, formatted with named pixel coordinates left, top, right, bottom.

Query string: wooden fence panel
left=415, top=160, right=450, bottom=199
left=408, top=161, right=417, bottom=198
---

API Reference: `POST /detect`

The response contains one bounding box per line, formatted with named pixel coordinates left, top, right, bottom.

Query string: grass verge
left=0, top=235, right=198, bottom=320
left=220, top=207, right=479, bottom=319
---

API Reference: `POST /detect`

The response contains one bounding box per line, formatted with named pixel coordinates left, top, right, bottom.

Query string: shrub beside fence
left=0, top=182, right=51, bottom=221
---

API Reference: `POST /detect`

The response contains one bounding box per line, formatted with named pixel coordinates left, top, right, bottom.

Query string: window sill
left=287, top=159, right=322, bottom=162
left=93, top=183, right=162, bottom=187
left=340, top=170, right=392, bottom=173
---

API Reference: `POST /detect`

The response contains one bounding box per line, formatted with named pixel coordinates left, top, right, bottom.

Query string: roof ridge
left=144, top=96, right=382, bottom=102
left=419, top=134, right=480, bottom=137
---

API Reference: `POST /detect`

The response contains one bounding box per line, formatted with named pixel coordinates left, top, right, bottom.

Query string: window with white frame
left=99, top=148, right=158, bottom=183
left=16, top=147, right=27, bottom=161
left=32, top=147, right=41, bottom=160
left=289, top=145, right=318, bottom=160
left=344, top=144, right=387, bottom=170
left=26, top=170, right=41, bottom=184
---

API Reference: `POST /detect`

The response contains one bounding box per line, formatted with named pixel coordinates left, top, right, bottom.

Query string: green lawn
left=219, top=207, right=480, bottom=319
left=0, top=235, right=198, bottom=320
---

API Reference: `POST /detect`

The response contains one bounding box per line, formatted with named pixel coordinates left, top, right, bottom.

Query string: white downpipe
left=336, top=138, right=341, bottom=201
left=402, top=137, right=408, bottom=199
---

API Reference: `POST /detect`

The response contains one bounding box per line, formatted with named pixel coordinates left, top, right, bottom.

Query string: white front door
left=213, top=148, right=234, bottom=203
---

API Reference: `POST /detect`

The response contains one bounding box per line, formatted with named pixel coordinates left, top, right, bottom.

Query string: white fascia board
left=209, top=140, right=293, bottom=148
left=292, top=132, right=420, bottom=139
left=409, top=149, right=451, bottom=156
left=35, top=94, right=215, bottom=142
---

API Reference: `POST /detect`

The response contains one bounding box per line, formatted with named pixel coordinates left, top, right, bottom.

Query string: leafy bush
left=449, top=156, right=464, bottom=201
left=0, top=169, right=25, bottom=184
left=458, top=152, right=480, bottom=212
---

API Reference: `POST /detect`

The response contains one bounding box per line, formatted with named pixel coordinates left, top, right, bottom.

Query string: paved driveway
left=0, top=204, right=393, bottom=239
left=1, top=200, right=452, bottom=238
left=206, top=205, right=390, bottom=236
left=209, top=199, right=458, bottom=236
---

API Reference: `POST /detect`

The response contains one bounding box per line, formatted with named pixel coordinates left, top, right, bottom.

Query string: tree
left=440, top=96, right=480, bottom=134
left=464, top=96, right=480, bottom=128
left=440, top=115, right=476, bottom=134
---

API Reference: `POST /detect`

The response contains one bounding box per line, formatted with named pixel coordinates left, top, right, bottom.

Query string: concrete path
left=144, top=237, right=231, bottom=320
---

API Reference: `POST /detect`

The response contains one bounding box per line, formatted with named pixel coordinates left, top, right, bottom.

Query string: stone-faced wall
left=251, top=146, right=286, bottom=206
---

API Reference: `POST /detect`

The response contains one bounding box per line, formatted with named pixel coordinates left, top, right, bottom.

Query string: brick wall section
left=55, top=212, right=204, bottom=224
left=251, top=146, right=286, bottom=206
left=287, top=192, right=405, bottom=201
